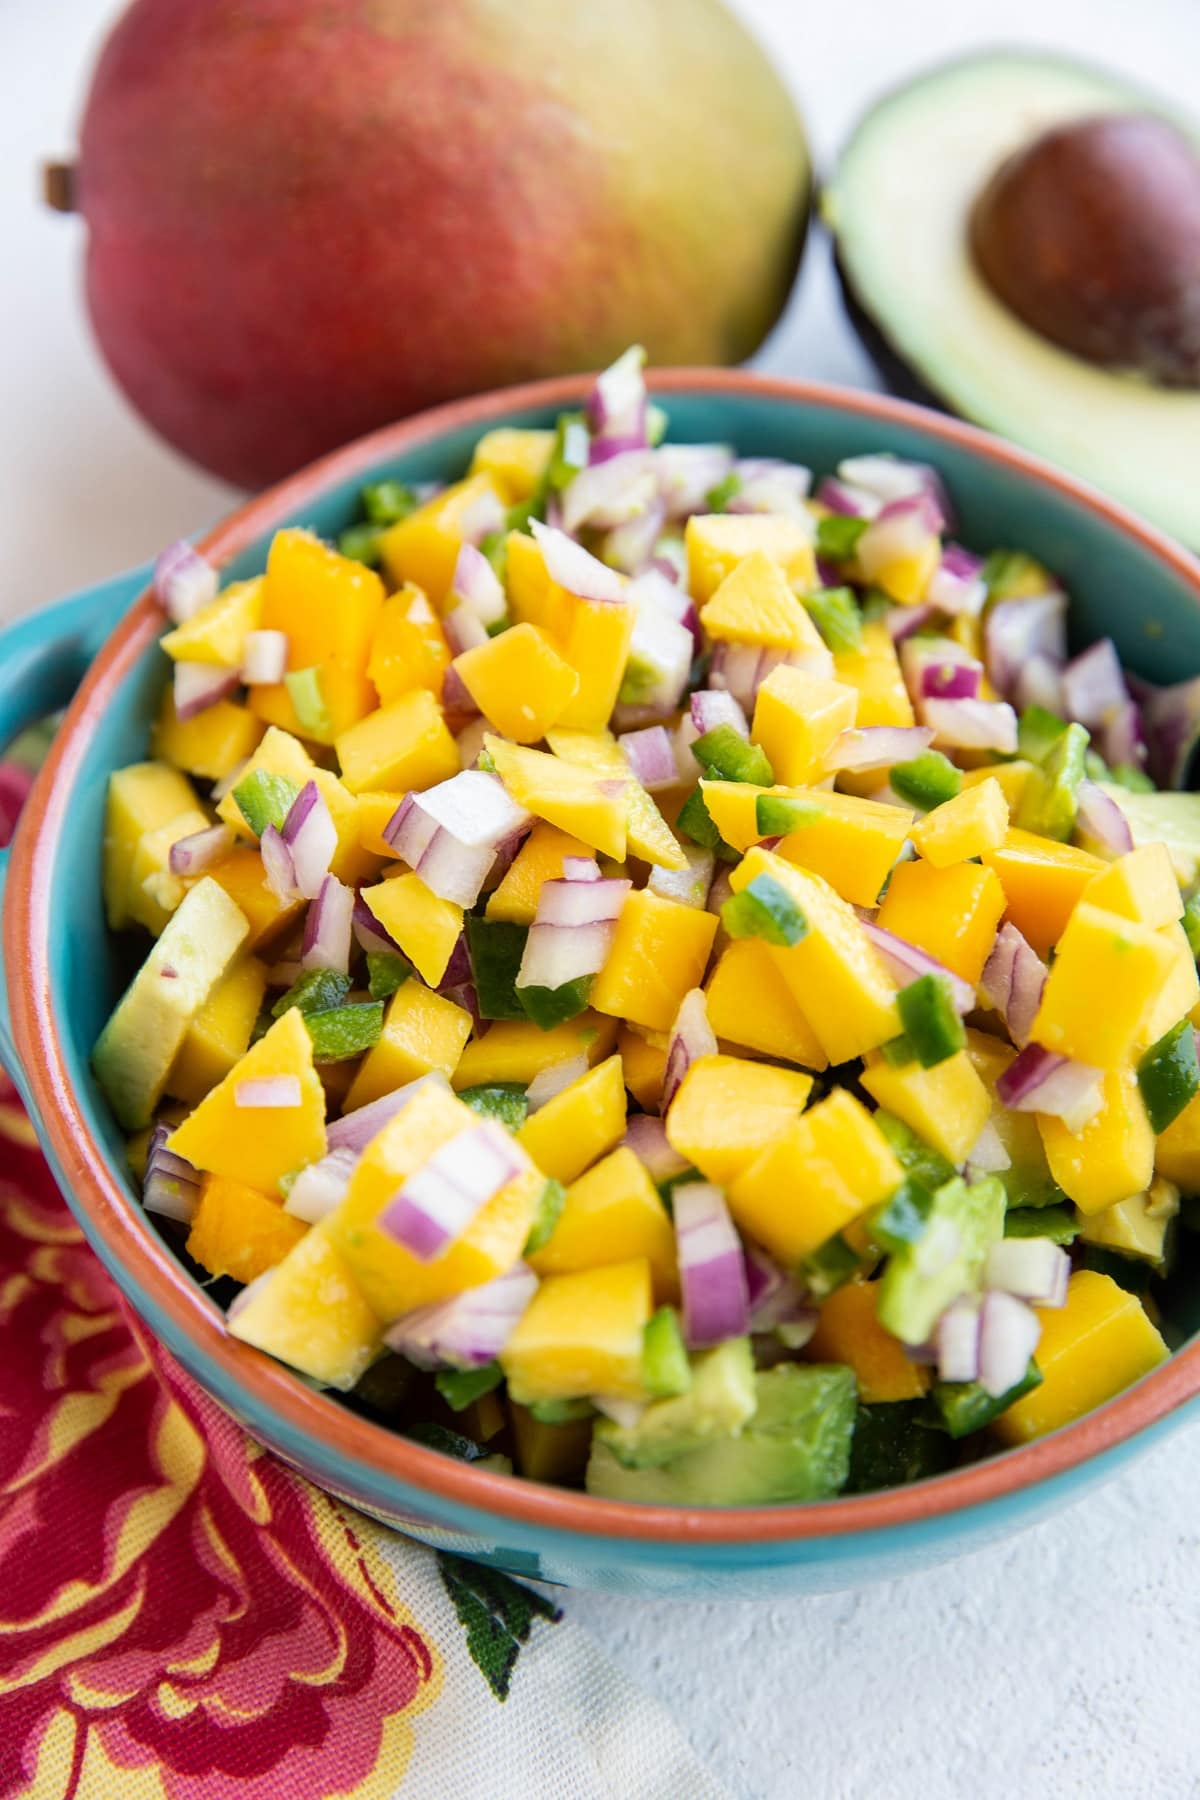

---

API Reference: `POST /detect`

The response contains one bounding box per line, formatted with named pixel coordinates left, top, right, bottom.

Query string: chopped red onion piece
left=210, top=757, right=250, bottom=803
left=921, top=661, right=982, bottom=700
left=1100, top=698, right=1147, bottom=773
left=1074, top=780, right=1134, bottom=859
left=674, top=1182, right=750, bottom=1349
left=936, top=1297, right=981, bottom=1384
left=1062, top=638, right=1128, bottom=730
left=629, top=566, right=694, bottom=626
left=241, top=629, right=288, bottom=685
left=673, top=712, right=703, bottom=784
left=857, top=493, right=944, bottom=584
left=622, top=602, right=693, bottom=716
left=516, top=923, right=609, bottom=990
left=561, top=856, right=601, bottom=883
left=690, top=688, right=749, bottom=739
left=154, top=540, right=218, bottom=623
left=444, top=604, right=490, bottom=655
left=824, top=725, right=933, bottom=774
left=529, top=519, right=627, bottom=604
left=649, top=540, right=688, bottom=586
left=441, top=664, right=481, bottom=717
left=264, top=957, right=304, bottom=989
left=535, top=876, right=630, bottom=929
left=860, top=919, right=975, bottom=1014
left=984, top=592, right=1068, bottom=699
left=922, top=698, right=1018, bottom=753
left=926, top=544, right=986, bottom=617
left=449, top=543, right=506, bottom=629
left=977, top=1289, right=1042, bottom=1398
left=587, top=345, right=647, bottom=456
left=143, top=1123, right=202, bottom=1224
left=352, top=892, right=400, bottom=956
left=526, top=1054, right=589, bottom=1112
left=173, top=660, right=240, bottom=722
left=455, top=716, right=491, bottom=771
left=663, top=988, right=717, bottom=1113
left=996, top=1044, right=1102, bottom=1123
left=815, top=475, right=881, bottom=518
left=727, top=458, right=813, bottom=517
left=436, top=932, right=473, bottom=994
left=618, top=725, right=679, bottom=792
left=838, top=454, right=952, bottom=527
left=385, top=1260, right=538, bottom=1366
left=458, top=483, right=507, bottom=547
left=385, top=772, right=528, bottom=909
left=416, top=770, right=531, bottom=851
left=963, top=1117, right=1012, bottom=1178
left=329, top=1073, right=450, bottom=1155
left=885, top=603, right=938, bottom=642
left=648, top=844, right=714, bottom=909
left=168, top=822, right=234, bottom=877
left=656, top=443, right=735, bottom=518
left=1137, top=674, right=1200, bottom=789
left=707, top=867, right=734, bottom=919
left=561, top=449, right=658, bottom=534
left=602, top=498, right=667, bottom=575
left=622, top=1112, right=688, bottom=1180
left=281, top=780, right=337, bottom=900
left=260, top=824, right=300, bottom=904
left=984, top=1237, right=1070, bottom=1307
left=301, top=874, right=354, bottom=973
left=900, top=635, right=981, bottom=705
left=284, top=1146, right=359, bottom=1223
left=379, top=1122, right=525, bottom=1262
left=980, top=923, right=1046, bottom=1047
left=743, top=1244, right=812, bottom=1334
left=1012, top=653, right=1065, bottom=716
left=235, top=1076, right=302, bottom=1108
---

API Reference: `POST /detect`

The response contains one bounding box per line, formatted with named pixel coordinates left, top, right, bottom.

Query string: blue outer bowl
left=4, top=371, right=1200, bottom=1598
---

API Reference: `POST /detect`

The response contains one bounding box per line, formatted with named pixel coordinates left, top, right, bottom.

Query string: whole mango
left=54, top=0, right=810, bottom=488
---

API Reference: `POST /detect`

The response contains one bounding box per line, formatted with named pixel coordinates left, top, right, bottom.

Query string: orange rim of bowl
left=9, top=369, right=1200, bottom=1548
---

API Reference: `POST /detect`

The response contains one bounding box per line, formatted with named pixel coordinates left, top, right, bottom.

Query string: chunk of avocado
left=1101, top=787, right=1200, bottom=887
left=845, top=1400, right=955, bottom=1493
left=585, top=1364, right=857, bottom=1505
left=593, top=1336, right=756, bottom=1470
left=93, top=877, right=249, bottom=1130
left=826, top=50, right=1200, bottom=550
left=877, top=1175, right=1005, bottom=1347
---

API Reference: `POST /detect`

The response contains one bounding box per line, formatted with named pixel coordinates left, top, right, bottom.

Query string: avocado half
left=825, top=50, right=1200, bottom=550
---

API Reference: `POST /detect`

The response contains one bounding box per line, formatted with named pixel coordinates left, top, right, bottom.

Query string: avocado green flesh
left=593, top=1336, right=756, bottom=1470
left=826, top=50, right=1200, bottom=549
left=1102, top=786, right=1200, bottom=887
left=585, top=1364, right=857, bottom=1504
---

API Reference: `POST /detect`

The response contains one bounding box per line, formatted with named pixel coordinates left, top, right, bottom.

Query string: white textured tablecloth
left=4, top=1, right=1200, bottom=1792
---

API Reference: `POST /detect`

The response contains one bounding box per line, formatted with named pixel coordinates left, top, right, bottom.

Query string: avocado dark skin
left=969, top=113, right=1200, bottom=389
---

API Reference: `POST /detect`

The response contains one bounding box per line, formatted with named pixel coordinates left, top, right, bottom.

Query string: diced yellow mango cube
left=207, top=845, right=306, bottom=952
left=546, top=728, right=686, bottom=871
left=1155, top=1086, right=1200, bottom=1188
left=703, top=938, right=829, bottom=1070
left=504, top=531, right=561, bottom=633
left=160, top=578, right=263, bottom=666
left=666, top=1053, right=813, bottom=1186
left=700, top=781, right=913, bottom=909
left=328, top=1082, right=540, bottom=1318
left=962, top=759, right=1035, bottom=815
left=167, top=955, right=267, bottom=1106
left=501, top=1259, right=653, bottom=1403
left=485, top=736, right=627, bottom=861
left=730, top=850, right=900, bottom=1063
left=877, top=858, right=1006, bottom=986
left=484, top=822, right=593, bottom=924
left=509, top=1404, right=595, bottom=1484
left=470, top=427, right=555, bottom=501
left=343, top=980, right=472, bottom=1111
left=451, top=1013, right=618, bottom=1090
left=1138, top=920, right=1200, bottom=1046
left=335, top=689, right=458, bottom=795
left=518, top=1054, right=627, bottom=1184
left=127, top=806, right=210, bottom=936
left=980, top=830, right=1105, bottom=957
left=168, top=1007, right=326, bottom=1194
left=591, top=891, right=719, bottom=1033
left=685, top=513, right=817, bottom=602
left=103, top=761, right=201, bottom=930
left=1079, top=1180, right=1178, bottom=1265
left=1039, top=1067, right=1155, bottom=1214
left=868, top=537, right=940, bottom=605
left=911, top=778, right=1009, bottom=870
left=152, top=689, right=266, bottom=784
left=355, top=790, right=405, bottom=858
left=361, top=872, right=463, bottom=986
left=248, top=529, right=384, bottom=743
left=1082, top=842, right=1183, bottom=931
left=729, top=1088, right=902, bottom=1265
left=367, top=584, right=450, bottom=705
left=751, top=667, right=858, bottom=787
left=833, top=620, right=914, bottom=728
left=700, top=550, right=830, bottom=655
left=861, top=1049, right=993, bottom=1166
left=227, top=1221, right=382, bottom=1390
left=379, top=473, right=507, bottom=606
left=992, top=1270, right=1168, bottom=1445
left=186, top=1172, right=307, bottom=1284
left=215, top=724, right=315, bottom=830
left=1031, top=902, right=1177, bottom=1069
left=530, top=1146, right=677, bottom=1300
left=544, top=591, right=636, bottom=733
left=617, top=1024, right=669, bottom=1112
left=454, top=624, right=579, bottom=742
left=806, top=1281, right=930, bottom=1402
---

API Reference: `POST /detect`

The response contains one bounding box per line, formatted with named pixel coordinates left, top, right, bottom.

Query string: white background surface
left=4, top=2, right=1200, bottom=1795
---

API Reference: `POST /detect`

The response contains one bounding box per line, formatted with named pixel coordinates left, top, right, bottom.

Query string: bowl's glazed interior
left=12, top=374, right=1200, bottom=1594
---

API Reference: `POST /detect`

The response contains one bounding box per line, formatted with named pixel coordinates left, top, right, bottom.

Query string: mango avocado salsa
left=96, top=349, right=1196, bottom=1505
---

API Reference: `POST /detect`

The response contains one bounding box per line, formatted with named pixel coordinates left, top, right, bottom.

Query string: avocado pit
left=969, top=113, right=1200, bottom=388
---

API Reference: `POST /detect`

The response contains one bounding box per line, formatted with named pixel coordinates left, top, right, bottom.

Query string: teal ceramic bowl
left=4, top=371, right=1200, bottom=1598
